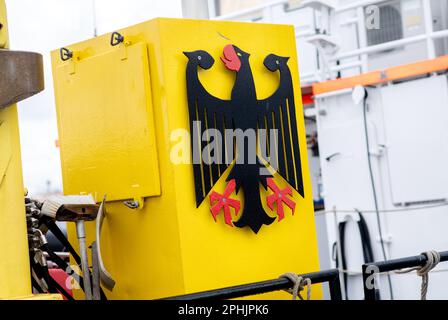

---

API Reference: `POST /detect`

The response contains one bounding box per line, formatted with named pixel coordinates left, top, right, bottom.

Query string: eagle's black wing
left=185, top=51, right=235, bottom=207
left=257, top=54, right=304, bottom=197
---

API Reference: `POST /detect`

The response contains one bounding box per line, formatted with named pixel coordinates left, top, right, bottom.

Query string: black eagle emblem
left=184, top=44, right=304, bottom=234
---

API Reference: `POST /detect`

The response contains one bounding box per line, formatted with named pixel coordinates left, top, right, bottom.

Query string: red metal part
left=49, top=268, right=73, bottom=300
left=301, top=85, right=314, bottom=106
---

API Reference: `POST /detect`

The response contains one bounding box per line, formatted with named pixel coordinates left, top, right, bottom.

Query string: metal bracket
left=123, top=196, right=144, bottom=210
left=90, top=241, right=101, bottom=300
left=376, top=234, right=393, bottom=244
left=110, top=31, right=130, bottom=60
left=59, top=47, right=78, bottom=75
left=325, top=152, right=341, bottom=162
left=95, top=195, right=116, bottom=291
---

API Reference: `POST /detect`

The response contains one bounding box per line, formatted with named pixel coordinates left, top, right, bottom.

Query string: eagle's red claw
left=266, top=178, right=296, bottom=222
left=210, top=179, right=241, bottom=227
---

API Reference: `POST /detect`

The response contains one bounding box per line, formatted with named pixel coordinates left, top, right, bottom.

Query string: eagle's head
left=220, top=45, right=250, bottom=72
left=183, top=50, right=214, bottom=70
left=263, top=54, right=289, bottom=72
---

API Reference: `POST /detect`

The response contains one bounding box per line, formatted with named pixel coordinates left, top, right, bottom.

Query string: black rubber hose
left=336, top=221, right=348, bottom=296
left=42, top=243, right=108, bottom=301
left=358, top=213, right=374, bottom=263
left=30, top=259, right=56, bottom=293
left=42, top=243, right=85, bottom=290
left=31, top=273, right=45, bottom=293
left=46, top=273, right=75, bottom=300
left=337, top=212, right=378, bottom=300
left=41, top=217, right=81, bottom=264
left=39, top=216, right=108, bottom=300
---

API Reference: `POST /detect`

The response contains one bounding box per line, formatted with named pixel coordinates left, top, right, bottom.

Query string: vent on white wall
left=366, top=2, right=403, bottom=46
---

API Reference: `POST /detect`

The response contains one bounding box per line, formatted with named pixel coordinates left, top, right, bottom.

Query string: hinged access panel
left=53, top=42, right=160, bottom=202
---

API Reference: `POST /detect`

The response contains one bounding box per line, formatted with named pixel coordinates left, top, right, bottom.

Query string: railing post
left=362, top=264, right=377, bottom=300
left=422, top=0, right=436, bottom=59
left=328, top=272, right=343, bottom=301
left=356, top=6, right=369, bottom=73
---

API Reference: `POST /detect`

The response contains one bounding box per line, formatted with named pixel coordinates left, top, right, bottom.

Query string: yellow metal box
left=51, top=18, right=321, bottom=299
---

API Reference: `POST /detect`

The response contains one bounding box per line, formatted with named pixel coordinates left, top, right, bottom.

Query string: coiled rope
left=280, top=273, right=312, bottom=300
left=396, top=250, right=441, bottom=300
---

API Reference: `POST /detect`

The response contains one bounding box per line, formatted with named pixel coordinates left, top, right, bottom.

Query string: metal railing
left=212, top=0, right=288, bottom=21
left=362, top=251, right=448, bottom=300
left=211, top=0, right=448, bottom=84
left=162, top=269, right=343, bottom=300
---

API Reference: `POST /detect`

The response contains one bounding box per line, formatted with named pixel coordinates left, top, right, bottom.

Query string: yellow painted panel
left=0, top=120, right=12, bottom=184
left=0, top=0, right=32, bottom=299
left=53, top=42, right=160, bottom=202
left=52, top=18, right=321, bottom=300
left=15, top=294, right=63, bottom=300
left=0, top=0, right=8, bottom=48
left=158, top=19, right=321, bottom=299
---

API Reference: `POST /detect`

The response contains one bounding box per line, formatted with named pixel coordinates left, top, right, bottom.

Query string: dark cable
left=41, top=217, right=81, bottom=264
left=46, top=273, right=75, bottom=300
left=32, top=257, right=73, bottom=300
left=357, top=212, right=375, bottom=263
left=336, top=221, right=347, bottom=296
left=31, top=274, right=45, bottom=293
left=362, top=94, right=394, bottom=300
left=336, top=211, right=378, bottom=300
left=42, top=243, right=108, bottom=301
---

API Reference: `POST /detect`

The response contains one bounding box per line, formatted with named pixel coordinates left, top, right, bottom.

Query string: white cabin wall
left=316, top=75, right=448, bottom=299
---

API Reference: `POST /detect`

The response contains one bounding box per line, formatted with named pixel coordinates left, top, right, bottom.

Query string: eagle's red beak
left=221, top=45, right=241, bottom=72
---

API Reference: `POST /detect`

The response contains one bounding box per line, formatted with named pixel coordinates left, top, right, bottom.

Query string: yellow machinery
left=0, top=1, right=29, bottom=299
left=51, top=18, right=322, bottom=299
left=0, top=1, right=59, bottom=300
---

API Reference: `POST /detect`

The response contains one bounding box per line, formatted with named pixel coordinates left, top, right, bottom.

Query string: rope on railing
left=396, top=251, right=441, bottom=300
left=280, top=273, right=312, bottom=301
